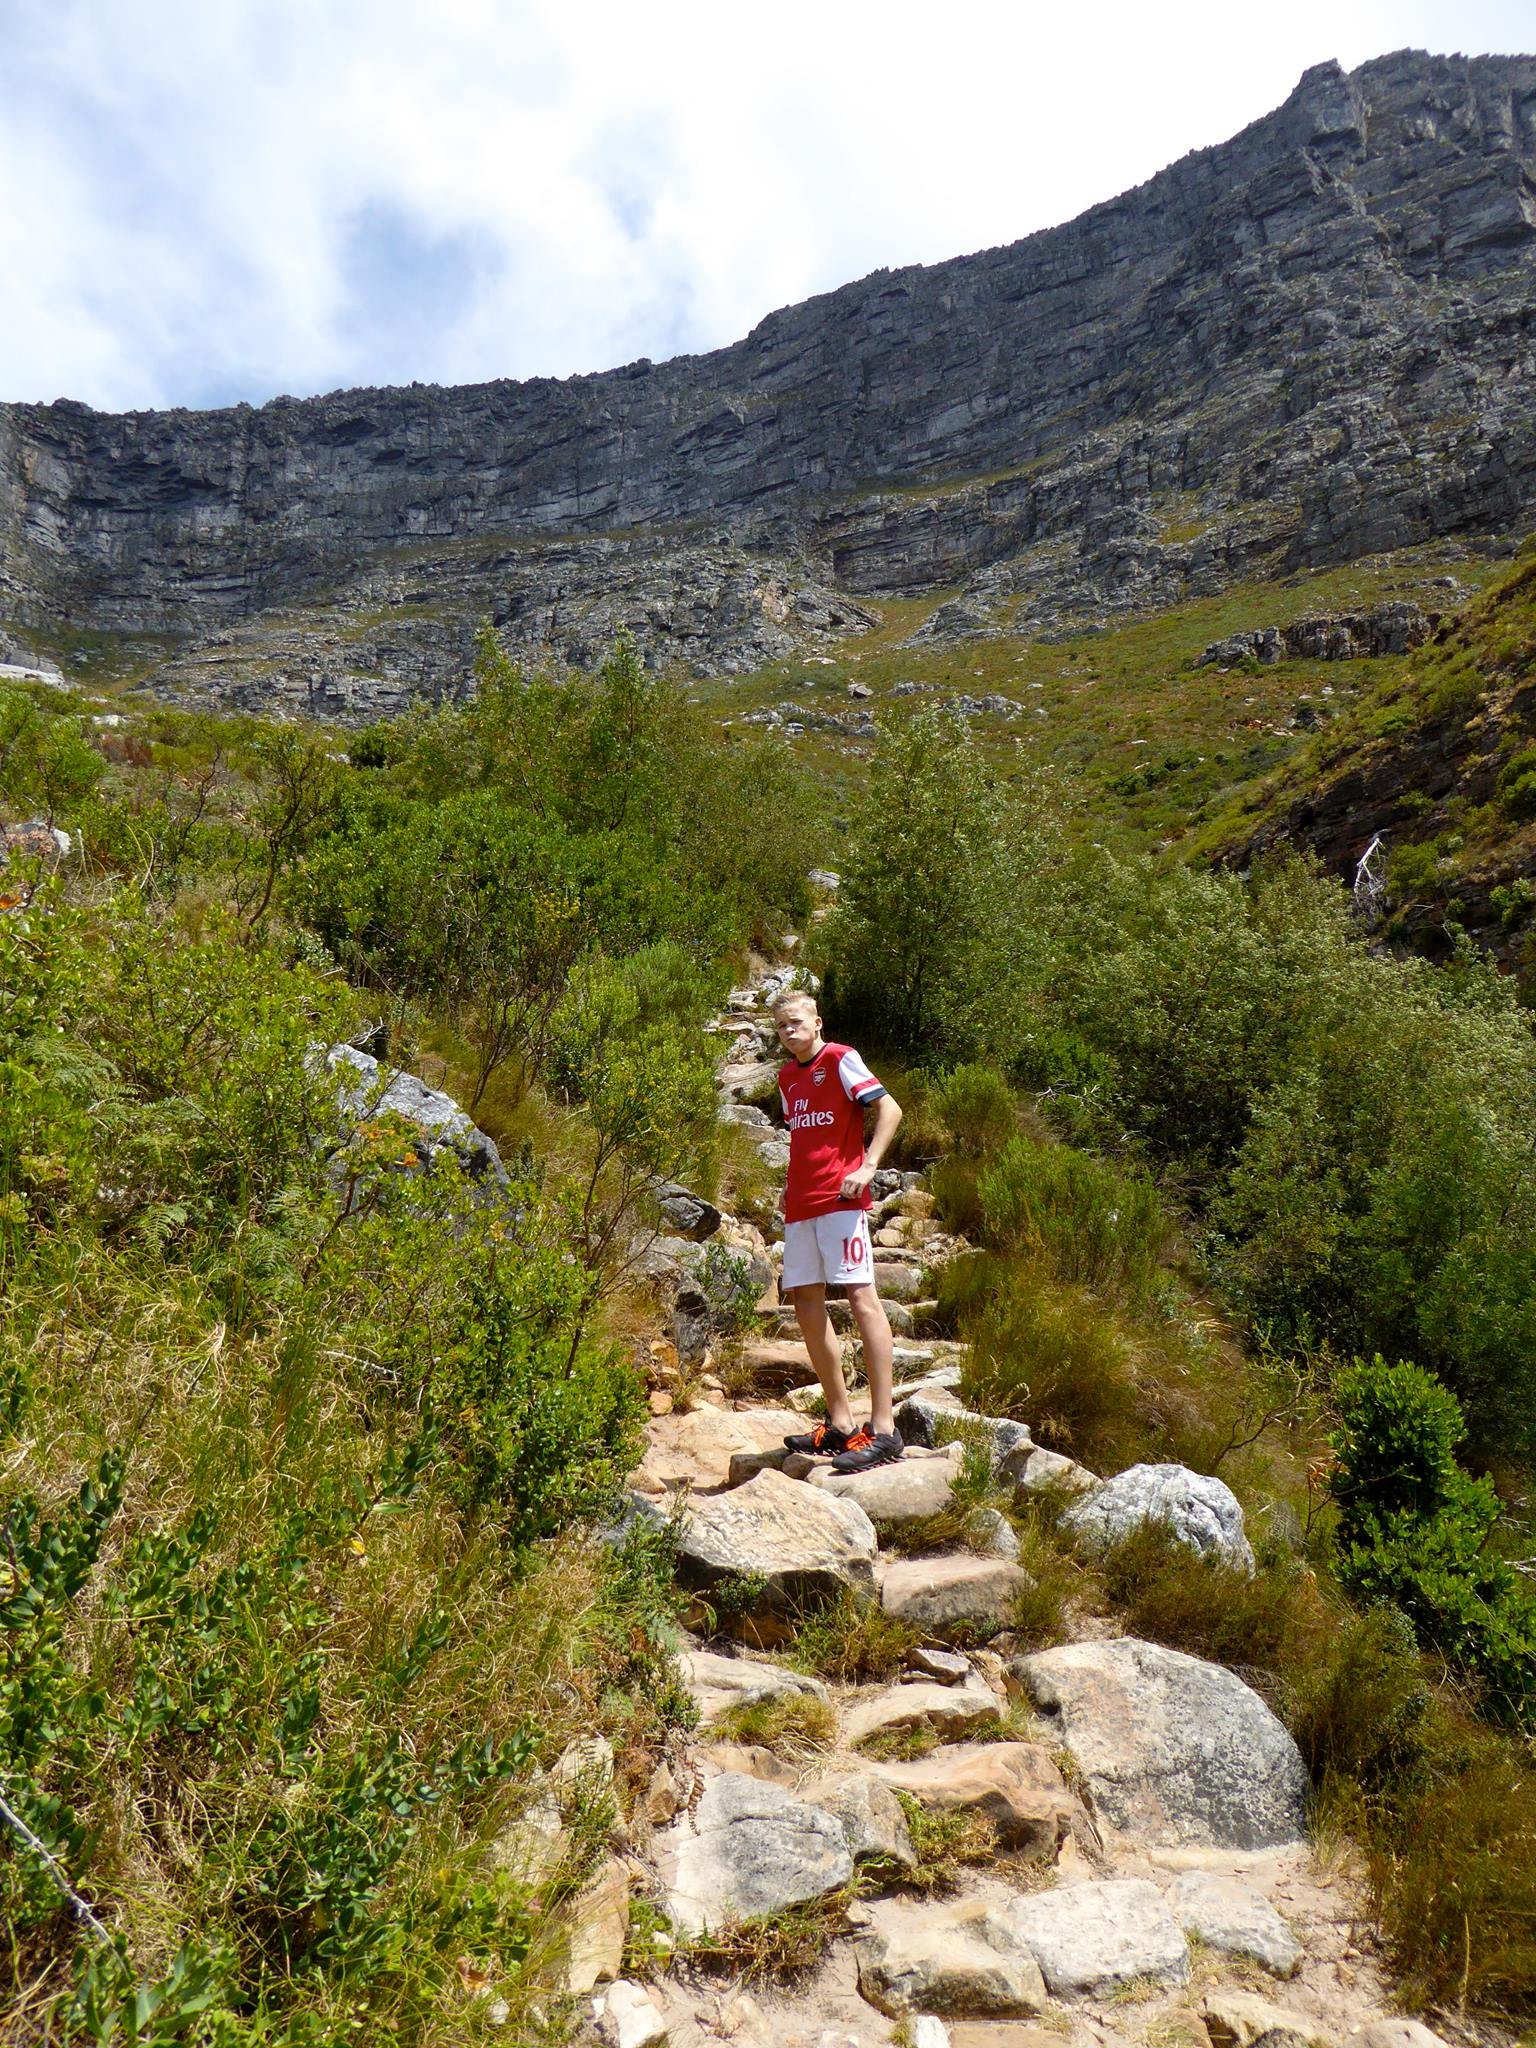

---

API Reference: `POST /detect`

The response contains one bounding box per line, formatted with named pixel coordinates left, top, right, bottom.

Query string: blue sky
left=2, top=0, right=1532, bottom=413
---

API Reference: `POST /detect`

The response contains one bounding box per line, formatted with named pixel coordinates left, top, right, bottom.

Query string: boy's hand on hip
left=840, top=1163, right=876, bottom=1200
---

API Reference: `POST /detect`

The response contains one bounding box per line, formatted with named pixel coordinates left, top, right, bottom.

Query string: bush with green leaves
left=976, top=1134, right=1167, bottom=1300
left=1330, top=1356, right=1536, bottom=1725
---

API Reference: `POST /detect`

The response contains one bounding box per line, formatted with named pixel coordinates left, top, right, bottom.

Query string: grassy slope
left=1196, top=541, right=1536, bottom=961
left=692, top=541, right=1502, bottom=854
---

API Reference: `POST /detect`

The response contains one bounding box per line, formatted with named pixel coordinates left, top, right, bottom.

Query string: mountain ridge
left=3, top=46, right=1534, bottom=713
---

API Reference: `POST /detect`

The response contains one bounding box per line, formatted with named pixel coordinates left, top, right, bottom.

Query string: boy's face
left=774, top=1002, right=823, bottom=1061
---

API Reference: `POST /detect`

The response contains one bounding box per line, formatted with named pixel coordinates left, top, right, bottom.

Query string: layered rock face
left=3, top=49, right=1535, bottom=707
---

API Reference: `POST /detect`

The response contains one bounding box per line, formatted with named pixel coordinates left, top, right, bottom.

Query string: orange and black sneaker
left=782, top=1420, right=852, bottom=1457
left=830, top=1427, right=904, bottom=1473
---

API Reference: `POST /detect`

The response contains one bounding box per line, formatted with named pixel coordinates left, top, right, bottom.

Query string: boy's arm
left=840, top=1091, right=903, bottom=1200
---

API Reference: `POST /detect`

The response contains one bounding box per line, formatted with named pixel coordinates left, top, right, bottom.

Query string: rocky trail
left=558, top=960, right=1461, bottom=2048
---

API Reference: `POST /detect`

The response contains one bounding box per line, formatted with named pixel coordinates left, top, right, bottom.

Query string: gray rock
left=1062, top=1462, right=1255, bottom=1572
left=1203, top=1990, right=1337, bottom=2048
left=1014, top=1638, right=1309, bottom=1849
left=658, top=1771, right=853, bottom=1935
left=595, top=1979, right=669, bottom=2048
left=907, top=1646, right=971, bottom=1684
left=719, top=1102, right=773, bottom=1130
left=683, top=1648, right=833, bottom=1727
left=1168, top=1870, right=1301, bottom=1976
left=1351, top=2026, right=1452, bottom=2048
left=1000, top=1444, right=1099, bottom=1497
left=1003, top=1877, right=1189, bottom=1995
left=653, top=1181, right=722, bottom=1241
left=801, top=1770, right=915, bottom=1867
left=858, top=1900, right=1046, bottom=2017
left=323, top=1043, right=507, bottom=1187
left=663, top=1467, right=878, bottom=1643
left=802, top=1444, right=964, bottom=1524
left=880, top=1555, right=1028, bottom=1639
left=964, top=1507, right=1021, bottom=1561
left=1196, top=602, right=1431, bottom=668
left=842, top=1676, right=1000, bottom=1750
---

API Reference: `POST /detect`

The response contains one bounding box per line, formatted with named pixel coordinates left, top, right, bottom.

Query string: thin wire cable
left=0, top=1775, right=112, bottom=1942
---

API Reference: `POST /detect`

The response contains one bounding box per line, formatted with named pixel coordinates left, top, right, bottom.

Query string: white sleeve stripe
left=837, top=1047, right=881, bottom=1102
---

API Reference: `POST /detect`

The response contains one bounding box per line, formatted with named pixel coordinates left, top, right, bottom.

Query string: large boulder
left=1167, top=1870, right=1301, bottom=1977
left=323, top=1043, right=507, bottom=1186
left=664, top=1467, right=877, bottom=1642
left=657, top=1771, right=853, bottom=1934
left=879, top=1554, right=1028, bottom=1639
left=1003, top=1878, right=1189, bottom=1996
left=857, top=1900, right=1046, bottom=2017
left=866, top=1742, right=1077, bottom=1855
left=1062, top=1462, right=1255, bottom=1572
left=1013, top=1638, right=1309, bottom=1849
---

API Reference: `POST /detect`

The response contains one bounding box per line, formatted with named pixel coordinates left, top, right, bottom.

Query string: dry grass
left=710, top=1692, right=837, bottom=1757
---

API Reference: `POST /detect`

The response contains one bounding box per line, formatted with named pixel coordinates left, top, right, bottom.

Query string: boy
left=770, top=988, right=904, bottom=1472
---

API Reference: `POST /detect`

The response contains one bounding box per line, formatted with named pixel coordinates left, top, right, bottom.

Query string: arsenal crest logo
left=812, top=1066, right=827, bottom=1085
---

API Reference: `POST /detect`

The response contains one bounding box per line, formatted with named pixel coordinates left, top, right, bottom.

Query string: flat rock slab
left=1203, top=1989, right=1338, bottom=2048
left=843, top=1676, right=998, bottom=1750
left=683, top=1648, right=832, bottom=1727
left=866, top=1742, right=1077, bottom=1855
left=735, top=1338, right=815, bottom=1390
left=1063, top=1461, right=1255, bottom=1572
left=1014, top=1637, right=1309, bottom=1849
left=880, top=1554, right=1028, bottom=1638
left=658, top=1770, right=853, bottom=1935
left=805, top=1444, right=964, bottom=1523
left=948, top=2028, right=1067, bottom=2048
left=564, top=1855, right=628, bottom=1993
left=668, top=1467, right=877, bottom=1642
left=718, top=1058, right=781, bottom=1106
left=859, top=1899, right=1046, bottom=2017
left=1004, top=1876, right=1189, bottom=1996
left=1168, top=1869, right=1301, bottom=1976
left=634, top=1407, right=805, bottom=1493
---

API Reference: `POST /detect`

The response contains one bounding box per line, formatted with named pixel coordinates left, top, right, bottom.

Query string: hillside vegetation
left=1216, top=538, right=1536, bottom=985
left=4, top=626, right=1536, bottom=2035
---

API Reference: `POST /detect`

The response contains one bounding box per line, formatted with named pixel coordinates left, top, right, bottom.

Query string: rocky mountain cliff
left=3, top=48, right=1535, bottom=715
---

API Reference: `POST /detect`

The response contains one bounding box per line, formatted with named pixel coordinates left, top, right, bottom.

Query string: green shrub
left=1330, top=1357, right=1536, bottom=1725
left=787, top=1591, right=918, bottom=1684
left=932, top=1062, right=1018, bottom=1157
left=976, top=1134, right=1167, bottom=1299
left=956, top=1256, right=1147, bottom=1470
left=1093, top=1521, right=1327, bottom=1682
left=1496, top=744, right=1536, bottom=820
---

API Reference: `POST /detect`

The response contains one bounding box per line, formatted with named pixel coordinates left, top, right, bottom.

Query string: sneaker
left=782, top=1420, right=852, bottom=1457
left=830, top=1427, right=905, bottom=1474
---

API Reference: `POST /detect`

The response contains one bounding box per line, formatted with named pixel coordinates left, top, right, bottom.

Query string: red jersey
left=778, top=1041, right=887, bottom=1224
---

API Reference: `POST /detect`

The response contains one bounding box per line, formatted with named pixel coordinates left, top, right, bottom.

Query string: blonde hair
left=769, top=988, right=820, bottom=1021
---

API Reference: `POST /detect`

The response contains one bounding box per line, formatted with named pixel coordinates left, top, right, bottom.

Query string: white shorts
left=782, top=1209, right=875, bottom=1291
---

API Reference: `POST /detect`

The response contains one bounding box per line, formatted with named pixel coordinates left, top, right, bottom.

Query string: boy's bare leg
left=789, top=1283, right=857, bottom=1435
left=847, top=1283, right=895, bottom=1437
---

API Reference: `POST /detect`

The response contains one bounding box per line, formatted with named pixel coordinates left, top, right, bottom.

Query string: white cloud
left=1, top=0, right=1531, bottom=411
